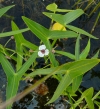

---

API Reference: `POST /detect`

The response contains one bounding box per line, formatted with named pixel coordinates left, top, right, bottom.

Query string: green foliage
left=0, top=5, right=14, bottom=17
left=75, top=35, right=80, bottom=60
left=55, top=50, right=75, bottom=60
left=82, top=88, right=94, bottom=109
left=46, top=59, right=99, bottom=104
left=0, top=48, right=38, bottom=109
left=0, top=28, right=29, bottom=38
left=46, top=3, right=58, bottom=12
left=43, top=9, right=84, bottom=26
left=80, top=39, right=90, bottom=59
left=66, top=25, right=98, bottom=39
left=46, top=3, right=73, bottom=12
left=0, top=3, right=99, bottom=109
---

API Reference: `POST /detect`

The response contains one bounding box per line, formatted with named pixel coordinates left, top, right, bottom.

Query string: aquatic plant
left=0, top=3, right=100, bottom=109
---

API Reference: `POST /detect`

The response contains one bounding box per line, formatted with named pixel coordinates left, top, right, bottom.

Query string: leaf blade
left=6, top=75, right=20, bottom=109
left=48, top=30, right=78, bottom=39
left=43, top=9, right=84, bottom=25
left=0, top=5, right=14, bottom=17
left=80, top=39, right=90, bottom=59
left=22, top=16, right=48, bottom=43
left=0, top=52, right=15, bottom=77
left=47, top=59, right=99, bottom=104
left=17, top=51, right=38, bottom=77
left=75, top=35, right=80, bottom=60
left=0, top=28, right=29, bottom=38
left=66, top=25, right=98, bottom=39
left=82, top=87, right=94, bottom=109
left=55, top=50, right=75, bottom=60
left=11, top=21, right=24, bottom=71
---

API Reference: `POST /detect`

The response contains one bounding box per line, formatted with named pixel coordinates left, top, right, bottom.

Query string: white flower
left=38, top=45, right=49, bottom=57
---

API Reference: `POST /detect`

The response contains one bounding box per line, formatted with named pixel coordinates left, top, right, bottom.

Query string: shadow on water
left=0, top=0, right=100, bottom=108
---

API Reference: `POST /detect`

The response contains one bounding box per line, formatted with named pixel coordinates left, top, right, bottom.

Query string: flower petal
left=38, top=51, right=44, bottom=57
left=44, top=49, right=49, bottom=56
left=39, top=45, right=46, bottom=50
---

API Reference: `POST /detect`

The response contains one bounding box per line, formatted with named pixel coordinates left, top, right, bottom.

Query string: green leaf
left=82, top=87, right=94, bottom=109
left=0, top=5, right=14, bottom=17
left=66, top=25, right=98, bottom=39
left=6, top=75, right=20, bottom=109
left=9, top=69, right=62, bottom=108
left=11, top=21, right=24, bottom=71
left=55, top=50, right=75, bottom=60
left=0, top=45, right=17, bottom=61
left=11, top=21, right=38, bottom=70
left=0, top=52, right=19, bottom=109
left=94, top=101, right=100, bottom=107
left=43, top=9, right=84, bottom=25
left=46, top=3, right=57, bottom=12
left=0, top=49, right=38, bottom=109
left=11, top=21, right=25, bottom=41
left=22, top=16, right=48, bottom=43
left=22, top=39, right=38, bottom=50
left=44, top=40, right=58, bottom=67
left=72, top=75, right=83, bottom=93
left=17, top=51, right=38, bottom=77
left=46, top=3, right=73, bottom=12
left=11, top=21, right=37, bottom=70
left=56, top=9, right=73, bottom=12
left=22, top=16, right=58, bottom=67
left=73, top=35, right=81, bottom=93
left=80, top=39, right=90, bottom=59
left=24, top=67, right=57, bottom=79
left=92, top=50, right=99, bottom=59
left=75, top=35, right=80, bottom=60
left=43, top=9, right=97, bottom=39
left=47, top=59, right=99, bottom=104
left=0, top=28, right=29, bottom=38
left=48, top=30, right=78, bottom=39
left=0, top=52, right=15, bottom=77
left=25, top=59, right=99, bottom=79
left=1, top=50, right=38, bottom=108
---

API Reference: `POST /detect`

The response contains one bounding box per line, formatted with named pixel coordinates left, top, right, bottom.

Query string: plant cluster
left=0, top=3, right=100, bottom=109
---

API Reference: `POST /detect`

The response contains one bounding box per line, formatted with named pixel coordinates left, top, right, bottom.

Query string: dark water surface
left=0, top=0, right=100, bottom=109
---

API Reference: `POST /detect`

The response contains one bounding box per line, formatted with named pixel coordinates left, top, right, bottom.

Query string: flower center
left=41, top=49, right=45, bottom=54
